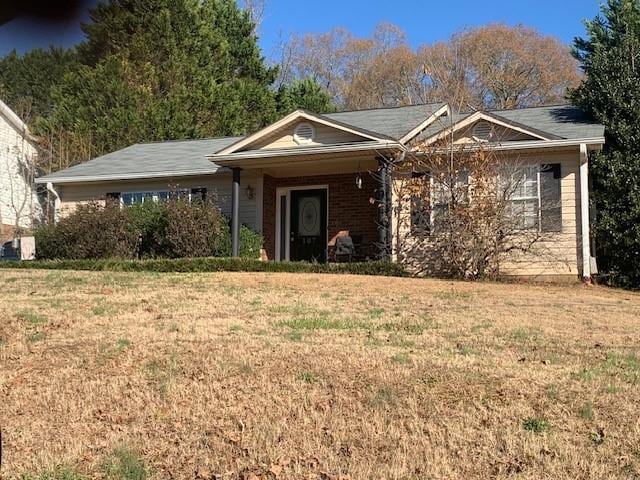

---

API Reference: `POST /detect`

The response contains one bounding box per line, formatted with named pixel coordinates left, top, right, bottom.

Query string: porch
left=223, top=153, right=396, bottom=263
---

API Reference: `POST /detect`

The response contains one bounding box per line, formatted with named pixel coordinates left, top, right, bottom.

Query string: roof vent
left=472, top=121, right=494, bottom=141
left=293, top=122, right=316, bottom=145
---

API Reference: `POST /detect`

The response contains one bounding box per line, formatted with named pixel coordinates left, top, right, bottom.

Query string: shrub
left=216, top=222, right=264, bottom=259
left=127, top=201, right=168, bottom=258
left=35, top=199, right=228, bottom=260
left=0, top=257, right=406, bottom=276
left=36, top=203, right=137, bottom=260
left=163, top=198, right=223, bottom=258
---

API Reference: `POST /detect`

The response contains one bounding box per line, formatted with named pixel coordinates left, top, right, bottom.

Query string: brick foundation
left=263, top=173, right=379, bottom=261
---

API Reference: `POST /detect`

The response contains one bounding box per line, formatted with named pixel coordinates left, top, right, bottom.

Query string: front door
left=290, top=189, right=327, bottom=262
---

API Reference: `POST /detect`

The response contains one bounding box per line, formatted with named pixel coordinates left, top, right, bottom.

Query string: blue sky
left=0, top=0, right=603, bottom=60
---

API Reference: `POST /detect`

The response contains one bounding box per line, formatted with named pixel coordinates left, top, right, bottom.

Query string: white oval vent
left=293, top=122, right=316, bottom=145
left=472, top=121, right=493, bottom=141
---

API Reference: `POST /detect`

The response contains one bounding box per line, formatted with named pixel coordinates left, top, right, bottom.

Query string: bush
left=35, top=203, right=137, bottom=260
left=163, top=198, right=223, bottom=258
left=216, top=222, right=264, bottom=259
left=35, top=199, right=230, bottom=260
left=0, top=257, right=406, bottom=276
left=127, top=201, right=167, bottom=258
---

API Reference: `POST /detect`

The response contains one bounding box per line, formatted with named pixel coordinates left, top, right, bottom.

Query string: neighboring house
left=36, top=103, right=604, bottom=279
left=0, top=99, right=40, bottom=241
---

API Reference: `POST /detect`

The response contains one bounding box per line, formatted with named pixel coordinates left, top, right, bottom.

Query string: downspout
left=579, top=144, right=591, bottom=282
left=231, top=168, right=241, bottom=257
left=46, top=182, right=61, bottom=224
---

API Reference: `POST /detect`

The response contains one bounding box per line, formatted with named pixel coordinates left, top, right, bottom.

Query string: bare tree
left=419, top=23, right=582, bottom=110
left=377, top=114, right=566, bottom=279
left=280, top=22, right=580, bottom=111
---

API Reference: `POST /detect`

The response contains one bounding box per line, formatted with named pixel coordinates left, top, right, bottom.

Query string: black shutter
left=105, top=192, right=120, bottom=205
left=540, top=164, right=562, bottom=232
left=410, top=172, right=430, bottom=235
left=190, top=187, right=207, bottom=202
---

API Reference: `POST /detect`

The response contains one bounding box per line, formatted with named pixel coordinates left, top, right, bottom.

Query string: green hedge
left=34, top=200, right=263, bottom=261
left=0, top=257, right=406, bottom=276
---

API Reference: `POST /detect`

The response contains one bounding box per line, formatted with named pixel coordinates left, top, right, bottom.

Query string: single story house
left=36, top=103, right=604, bottom=280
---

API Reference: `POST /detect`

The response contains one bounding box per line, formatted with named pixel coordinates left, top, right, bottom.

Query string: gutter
left=35, top=167, right=225, bottom=185
left=210, top=141, right=405, bottom=165
left=411, top=137, right=605, bottom=155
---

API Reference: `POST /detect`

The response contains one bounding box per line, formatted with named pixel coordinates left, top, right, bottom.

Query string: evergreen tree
left=275, top=78, right=337, bottom=115
left=0, top=47, right=79, bottom=119
left=571, top=0, right=640, bottom=287
left=38, top=0, right=279, bottom=164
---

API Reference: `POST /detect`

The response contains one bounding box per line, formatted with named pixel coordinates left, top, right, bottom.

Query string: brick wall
left=263, top=173, right=379, bottom=260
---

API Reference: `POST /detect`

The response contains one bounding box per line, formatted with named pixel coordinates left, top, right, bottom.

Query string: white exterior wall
left=0, top=108, right=40, bottom=234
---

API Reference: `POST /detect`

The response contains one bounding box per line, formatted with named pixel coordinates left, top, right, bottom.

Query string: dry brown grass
left=1, top=270, right=640, bottom=479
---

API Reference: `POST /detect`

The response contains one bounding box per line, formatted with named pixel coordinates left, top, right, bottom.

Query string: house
left=0, top=99, right=41, bottom=241
left=35, top=103, right=604, bottom=280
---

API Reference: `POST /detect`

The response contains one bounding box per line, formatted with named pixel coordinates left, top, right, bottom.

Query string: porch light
left=356, top=161, right=363, bottom=189
left=245, top=184, right=255, bottom=200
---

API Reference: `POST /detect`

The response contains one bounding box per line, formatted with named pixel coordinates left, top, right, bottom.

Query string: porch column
left=377, top=157, right=391, bottom=259
left=231, top=167, right=241, bottom=257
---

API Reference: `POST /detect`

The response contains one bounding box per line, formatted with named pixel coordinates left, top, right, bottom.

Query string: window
left=409, top=170, right=470, bottom=234
left=509, top=166, right=539, bottom=229
left=120, top=189, right=190, bottom=206
left=508, top=164, right=562, bottom=232
left=431, top=170, right=469, bottom=230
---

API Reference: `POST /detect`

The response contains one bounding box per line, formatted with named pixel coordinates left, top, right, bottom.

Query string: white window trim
left=275, top=184, right=329, bottom=262
left=429, top=170, right=470, bottom=228
left=508, top=164, right=544, bottom=231
left=120, top=188, right=191, bottom=206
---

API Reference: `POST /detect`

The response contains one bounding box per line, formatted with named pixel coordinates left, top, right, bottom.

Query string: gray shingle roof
left=493, top=105, right=605, bottom=140
left=36, top=136, right=242, bottom=183
left=325, top=103, right=446, bottom=140
left=37, top=103, right=604, bottom=184
left=416, top=105, right=604, bottom=143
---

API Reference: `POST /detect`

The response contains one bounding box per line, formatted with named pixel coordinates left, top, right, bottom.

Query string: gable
left=419, top=111, right=558, bottom=147
left=246, top=120, right=371, bottom=151
left=216, top=109, right=389, bottom=155
left=452, top=119, right=543, bottom=145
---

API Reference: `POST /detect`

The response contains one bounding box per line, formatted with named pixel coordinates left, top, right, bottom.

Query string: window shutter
left=105, top=192, right=120, bottom=205
left=190, top=187, right=207, bottom=202
left=410, top=172, right=430, bottom=235
left=540, top=164, right=562, bottom=232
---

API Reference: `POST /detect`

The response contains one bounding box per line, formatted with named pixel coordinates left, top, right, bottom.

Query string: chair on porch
left=328, top=230, right=360, bottom=262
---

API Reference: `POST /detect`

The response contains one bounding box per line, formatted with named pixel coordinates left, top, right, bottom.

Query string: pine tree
left=571, top=0, right=640, bottom=287
left=38, top=0, right=280, bottom=163
left=275, top=78, right=337, bottom=115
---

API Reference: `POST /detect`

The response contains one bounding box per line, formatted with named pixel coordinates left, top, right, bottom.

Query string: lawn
left=1, top=270, right=639, bottom=479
